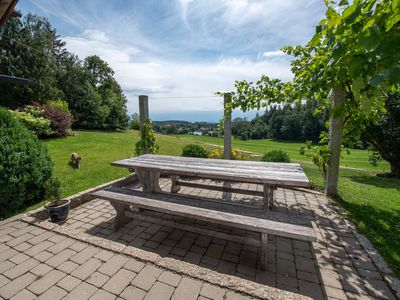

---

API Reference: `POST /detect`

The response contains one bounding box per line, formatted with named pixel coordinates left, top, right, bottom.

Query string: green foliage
left=135, top=119, right=159, bottom=156
left=129, top=113, right=140, bottom=130
left=9, top=109, right=53, bottom=137
left=182, top=144, right=209, bottom=158
left=362, top=93, right=400, bottom=176
left=0, top=12, right=128, bottom=130
left=262, top=150, right=290, bottom=163
left=44, top=177, right=62, bottom=204
left=300, top=141, right=331, bottom=179
left=48, top=100, right=70, bottom=113
left=0, top=108, right=54, bottom=218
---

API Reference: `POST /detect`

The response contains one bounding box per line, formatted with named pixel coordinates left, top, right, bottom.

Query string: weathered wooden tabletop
left=112, top=154, right=309, bottom=188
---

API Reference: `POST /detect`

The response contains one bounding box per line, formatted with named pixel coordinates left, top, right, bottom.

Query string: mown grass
left=27, top=130, right=399, bottom=276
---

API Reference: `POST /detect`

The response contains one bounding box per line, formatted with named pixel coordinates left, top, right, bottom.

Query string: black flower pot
left=45, top=199, right=71, bottom=224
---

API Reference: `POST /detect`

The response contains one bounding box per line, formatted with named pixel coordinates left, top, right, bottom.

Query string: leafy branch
left=135, top=119, right=159, bottom=156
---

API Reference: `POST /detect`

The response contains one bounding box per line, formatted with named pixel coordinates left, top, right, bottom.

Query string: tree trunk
left=325, top=87, right=346, bottom=197
left=391, top=161, right=400, bottom=177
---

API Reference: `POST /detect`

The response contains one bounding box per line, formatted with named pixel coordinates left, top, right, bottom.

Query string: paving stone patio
left=0, top=178, right=397, bottom=299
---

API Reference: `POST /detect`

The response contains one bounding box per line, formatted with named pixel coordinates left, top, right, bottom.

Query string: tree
left=226, top=0, right=400, bottom=195
left=362, top=93, right=400, bottom=177
left=0, top=12, right=64, bottom=108
left=0, top=12, right=129, bottom=130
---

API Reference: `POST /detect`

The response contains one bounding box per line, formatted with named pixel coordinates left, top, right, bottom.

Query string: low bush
left=42, top=104, right=74, bottom=137
left=208, top=147, right=253, bottom=160
left=9, top=110, right=53, bottom=137
left=182, top=144, right=209, bottom=158
left=48, top=100, right=70, bottom=113
left=16, top=102, right=74, bottom=137
left=262, top=150, right=290, bottom=162
left=0, top=108, right=54, bottom=218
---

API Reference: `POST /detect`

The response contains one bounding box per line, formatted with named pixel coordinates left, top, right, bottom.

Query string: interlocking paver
left=172, top=277, right=202, bottom=300
left=144, top=282, right=174, bottom=300
left=98, top=255, right=129, bottom=276
left=57, top=275, right=82, bottom=291
left=158, top=270, right=181, bottom=287
left=124, top=259, right=145, bottom=273
left=0, top=272, right=37, bottom=299
left=87, top=272, right=110, bottom=288
left=3, top=258, right=39, bottom=279
left=37, top=286, right=67, bottom=300
left=0, top=181, right=396, bottom=300
left=120, top=286, right=146, bottom=300
left=103, top=268, right=136, bottom=294
left=132, top=265, right=162, bottom=291
left=90, top=289, right=116, bottom=300
left=46, top=248, right=77, bottom=267
left=28, top=269, right=66, bottom=294
left=71, top=257, right=102, bottom=280
left=200, top=283, right=226, bottom=300
left=70, top=245, right=99, bottom=264
left=9, top=289, right=36, bottom=300
left=63, top=282, right=97, bottom=300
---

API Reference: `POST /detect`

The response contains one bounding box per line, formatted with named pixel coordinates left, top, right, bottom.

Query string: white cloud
left=64, top=30, right=292, bottom=115
left=261, top=50, right=285, bottom=58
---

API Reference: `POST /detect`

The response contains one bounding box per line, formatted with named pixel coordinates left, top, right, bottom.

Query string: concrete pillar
left=223, top=93, right=232, bottom=159
left=138, top=95, right=149, bottom=154
left=325, top=87, right=346, bottom=196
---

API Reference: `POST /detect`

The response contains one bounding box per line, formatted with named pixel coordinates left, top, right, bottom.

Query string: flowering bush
left=208, top=147, right=253, bottom=160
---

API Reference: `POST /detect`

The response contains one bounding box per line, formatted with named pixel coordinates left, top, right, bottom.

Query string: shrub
left=18, top=102, right=74, bottom=137
left=0, top=108, right=54, bottom=218
left=48, top=100, right=70, bottom=113
left=182, top=144, right=209, bottom=158
left=208, top=147, right=253, bottom=160
left=41, top=104, right=74, bottom=137
left=262, top=150, right=290, bottom=162
left=9, top=110, right=53, bottom=137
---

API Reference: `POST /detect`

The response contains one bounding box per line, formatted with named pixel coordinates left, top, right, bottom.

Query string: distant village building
left=193, top=131, right=202, bottom=136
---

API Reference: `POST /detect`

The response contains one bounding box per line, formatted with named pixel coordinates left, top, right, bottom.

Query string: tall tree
left=0, top=13, right=64, bottom=107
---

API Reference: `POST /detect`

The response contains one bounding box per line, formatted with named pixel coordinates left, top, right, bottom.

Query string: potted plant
left=44, top=177, right=70, bottom=224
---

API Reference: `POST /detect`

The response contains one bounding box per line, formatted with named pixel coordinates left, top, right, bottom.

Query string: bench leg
left=263, top=184, right=270, bottom=211
left=110, top=202, right=131, bottom=230
left=171, top=175, right=181, bottom=193
left=260, top=233, right=268, bottom=270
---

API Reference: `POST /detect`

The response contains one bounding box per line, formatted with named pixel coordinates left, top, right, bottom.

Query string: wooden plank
left=116, top=155, right=306, bottom=174
left=173, top=180, right=264, bottom=197
left=92, top=188, right=316, bottom=241
left=112, top=159, right=309, bottom=187
left=124, top=210, right=260, bottom=247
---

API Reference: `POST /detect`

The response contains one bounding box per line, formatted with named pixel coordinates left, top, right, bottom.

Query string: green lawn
left=33, top=130, right=399, bottom=277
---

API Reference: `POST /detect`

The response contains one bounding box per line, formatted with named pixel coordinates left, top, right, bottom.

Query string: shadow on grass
left=346, top=173, right=400, bottom=191
left=335, top=194, right=400, bottom=277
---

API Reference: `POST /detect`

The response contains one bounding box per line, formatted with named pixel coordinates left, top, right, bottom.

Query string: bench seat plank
left=92, top=188, right=316, bottom=242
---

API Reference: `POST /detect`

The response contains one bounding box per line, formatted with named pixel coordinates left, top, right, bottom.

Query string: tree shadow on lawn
left=346, top=172, right=400, bottom=191
left=335, top=194, right=400, bottom=277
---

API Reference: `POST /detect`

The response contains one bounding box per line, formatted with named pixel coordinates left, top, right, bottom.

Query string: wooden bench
left=92, top=187, right=316, bottom=270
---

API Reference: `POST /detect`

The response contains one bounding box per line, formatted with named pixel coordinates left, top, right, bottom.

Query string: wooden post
left=325, top=87, right=346, bottom=196
left=223, top=93, right=232, bottom=159
left=138, top=95, right=149, bottom=154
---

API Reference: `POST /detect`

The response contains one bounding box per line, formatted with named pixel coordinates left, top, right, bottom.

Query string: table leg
left=170, top=175, right=181, bottom=193
left=135, top=169, right=161, bottom=193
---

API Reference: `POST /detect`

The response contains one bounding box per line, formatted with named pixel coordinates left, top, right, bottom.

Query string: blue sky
left=18, top=0, right=326, bottom=122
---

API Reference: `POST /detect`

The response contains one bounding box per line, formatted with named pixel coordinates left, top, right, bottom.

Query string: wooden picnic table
left=112, top=154, right=309, bottom=210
